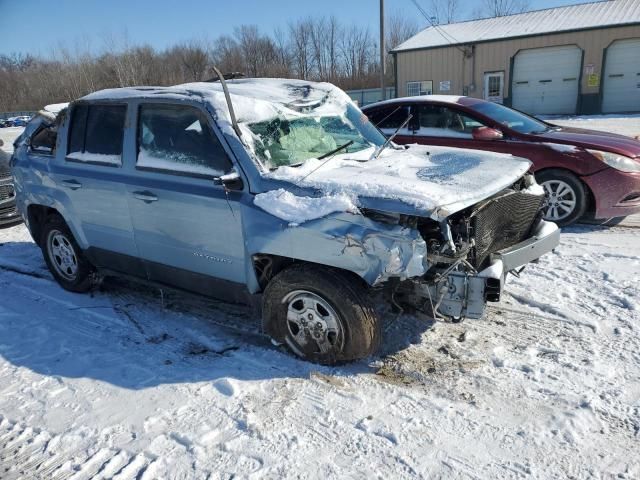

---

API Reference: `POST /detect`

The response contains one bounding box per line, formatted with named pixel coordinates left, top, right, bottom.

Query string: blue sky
left=0, top=0, right=593, bottom=56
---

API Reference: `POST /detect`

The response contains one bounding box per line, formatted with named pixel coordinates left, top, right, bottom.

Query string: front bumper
left=490, top=220, right=560, bottom=272
left=415, top=220, right=560, bottom=320
left=582, top=168, right=640, bottom=219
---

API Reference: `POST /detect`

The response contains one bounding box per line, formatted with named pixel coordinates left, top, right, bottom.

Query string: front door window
left=415, top=105, right=485, bottom=139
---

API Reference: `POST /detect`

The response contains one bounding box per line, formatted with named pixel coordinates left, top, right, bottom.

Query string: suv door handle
left=61, top=179, right=82, bottom=190
left=132, top=191, right=158, bottom=203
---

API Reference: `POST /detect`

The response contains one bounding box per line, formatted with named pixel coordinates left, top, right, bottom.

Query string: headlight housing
left=587, top=149, right=640, bottom=173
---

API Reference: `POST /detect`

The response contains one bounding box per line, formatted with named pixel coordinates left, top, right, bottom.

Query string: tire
left=40, top=214, right=93, bottom=293
left=536, top=169, right=588, bottom=227
left=262, top=264, right=381, bottom=365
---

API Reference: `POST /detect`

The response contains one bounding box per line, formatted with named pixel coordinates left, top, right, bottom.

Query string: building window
left=488, top=76, right=501, bottom=97
left=407, top=81, right=433, bottom=97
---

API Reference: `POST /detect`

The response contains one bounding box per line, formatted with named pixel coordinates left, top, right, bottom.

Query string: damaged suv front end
left=366, top=174, right=559, bottom=321
left=230, top=80, right=559, bottom=323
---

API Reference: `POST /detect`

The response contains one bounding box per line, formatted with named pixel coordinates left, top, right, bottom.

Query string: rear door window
left=67, top=104, right=126, bottom=166
left=136, top=104, right=232, bottom=177
left=367, top=105, right=411, bottom=130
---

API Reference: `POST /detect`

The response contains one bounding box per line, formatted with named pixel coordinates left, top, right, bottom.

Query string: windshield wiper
left=370, top=114, right=413, bottom=160
left=317, top=140, right=354, bottom=160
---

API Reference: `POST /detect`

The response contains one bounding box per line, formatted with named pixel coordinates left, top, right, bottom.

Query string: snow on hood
left=266, top=144, right=533, bottom=220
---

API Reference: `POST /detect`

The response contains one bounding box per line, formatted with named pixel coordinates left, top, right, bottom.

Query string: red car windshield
left=469, top=102, right=550, bottom=135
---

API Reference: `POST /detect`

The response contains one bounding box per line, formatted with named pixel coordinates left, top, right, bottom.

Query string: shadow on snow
left=0, top=240, right=433, bottom=390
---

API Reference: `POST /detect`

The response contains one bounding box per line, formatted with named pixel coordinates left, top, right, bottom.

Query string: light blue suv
left=11, top=77, right=559, bottom=364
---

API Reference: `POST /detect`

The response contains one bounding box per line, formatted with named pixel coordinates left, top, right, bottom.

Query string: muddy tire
left=536, top=169, right=588, bottom=227
left=41, top=214, right=93, bottom=293
left=262, top=264, right=380, bottom=365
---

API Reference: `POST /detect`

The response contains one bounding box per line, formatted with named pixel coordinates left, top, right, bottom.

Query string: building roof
left=393, top=0, right=640, bottom=52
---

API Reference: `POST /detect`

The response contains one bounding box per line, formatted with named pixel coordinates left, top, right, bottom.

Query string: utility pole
left=380, top=0, right=385, bottom=101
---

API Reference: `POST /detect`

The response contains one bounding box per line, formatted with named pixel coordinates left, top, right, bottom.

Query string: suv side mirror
left=214, top=170, right=243, bottom=191
left=472, top=126, right=503, bottom=141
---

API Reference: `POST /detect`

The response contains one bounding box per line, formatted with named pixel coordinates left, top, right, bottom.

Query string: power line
left=408, top=0, right=468, bottom=54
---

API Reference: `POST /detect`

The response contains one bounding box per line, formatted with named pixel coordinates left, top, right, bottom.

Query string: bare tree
left=0, top=11, right=425, bottom=111
left=429, top=0, right=459, bottom=24
left=474, top=0, right=530, bottom=18
left=340, top=25, right=375, bottom=88
left=177, top=41, right=209, bottom=82
left=288, top=18, right=313, bottom=80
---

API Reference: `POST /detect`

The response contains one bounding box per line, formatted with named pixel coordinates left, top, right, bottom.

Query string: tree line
left=0, top=0, right=532, bottom=112
left=0, top=14, right=418, bottom=112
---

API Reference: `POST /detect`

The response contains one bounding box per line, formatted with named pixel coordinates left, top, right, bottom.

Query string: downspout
left=393, top=51, right=398, bottom=98
left=471, top=44, right=476, bottom=94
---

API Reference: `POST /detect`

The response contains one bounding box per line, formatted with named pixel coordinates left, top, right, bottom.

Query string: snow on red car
left=363, top=97, right=640, bottom=226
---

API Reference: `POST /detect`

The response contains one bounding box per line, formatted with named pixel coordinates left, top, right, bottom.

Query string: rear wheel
left=536, top=169, right=587, bottom=227
left=41, top=214, right=93, bottom=292
left=262, top=264, right=380, bottom=365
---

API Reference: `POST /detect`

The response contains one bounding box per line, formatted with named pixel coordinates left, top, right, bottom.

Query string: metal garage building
left=392, top=0, right=640, bottom=115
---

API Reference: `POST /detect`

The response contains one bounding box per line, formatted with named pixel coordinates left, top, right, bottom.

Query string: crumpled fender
left=242, top=200, right=427, bottom=292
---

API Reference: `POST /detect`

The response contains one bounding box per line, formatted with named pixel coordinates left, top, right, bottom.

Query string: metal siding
left=394, top=0, right=640, bottom=52
left=396, top=25, right=640, bottom=103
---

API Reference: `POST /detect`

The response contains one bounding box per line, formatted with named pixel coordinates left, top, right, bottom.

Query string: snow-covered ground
left=0, top=115, right=639, bottom=479
left=1, top=219, right=639, bottom=479
left=541, top=113, right=640, bottom=138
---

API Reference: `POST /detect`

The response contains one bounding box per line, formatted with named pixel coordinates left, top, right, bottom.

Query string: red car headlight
left=586, top=149, right=640, bottom=173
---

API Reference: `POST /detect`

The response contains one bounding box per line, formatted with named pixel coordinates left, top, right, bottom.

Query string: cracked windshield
left=247, top=104, right=386, bottom=168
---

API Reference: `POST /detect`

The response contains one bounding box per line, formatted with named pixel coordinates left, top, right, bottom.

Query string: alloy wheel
left=541, top=180, right=577, bottom=222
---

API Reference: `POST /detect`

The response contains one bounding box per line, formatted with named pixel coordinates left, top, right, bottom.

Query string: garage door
left=512, top=45, right=582, bottom=115
left=602, top=38, right=640, bottom=113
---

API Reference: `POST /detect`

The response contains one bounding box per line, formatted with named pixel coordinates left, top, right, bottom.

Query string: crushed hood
left=265, top=144, right=533, bottom=220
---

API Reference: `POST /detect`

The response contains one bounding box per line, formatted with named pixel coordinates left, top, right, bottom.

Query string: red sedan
left=362, top=97, right=640, bottom=226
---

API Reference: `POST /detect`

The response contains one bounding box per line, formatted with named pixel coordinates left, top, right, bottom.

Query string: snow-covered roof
left=44, top=103, right=69, bottom=114
left=81, top=78, right=340, bottom=110
left=393, top=0, right=640, bottom=52
left=80, top=78, right=351, bottom=138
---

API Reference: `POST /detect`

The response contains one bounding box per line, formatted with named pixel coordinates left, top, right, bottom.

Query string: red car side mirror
left=472, top=126, right=503, bottom=141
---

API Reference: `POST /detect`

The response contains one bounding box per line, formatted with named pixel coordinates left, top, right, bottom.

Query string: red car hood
left=531, top=126, right=640, bottom=158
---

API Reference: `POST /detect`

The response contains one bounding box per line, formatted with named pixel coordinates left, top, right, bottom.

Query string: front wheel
left=262, top=264, right=381, bottom=365
left=536, top=169, right=588, bottom=227
left=41, top=214, right=93, bottom=292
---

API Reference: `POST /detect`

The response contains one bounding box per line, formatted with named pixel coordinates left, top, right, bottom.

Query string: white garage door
left=512, top=45, right=582, bottom=115
left=602, top=38, right=640, bottom=113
